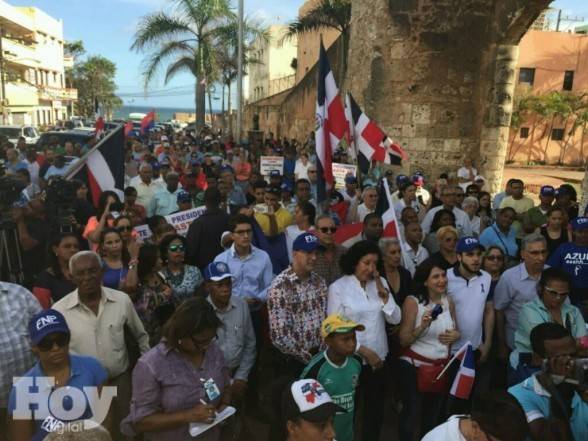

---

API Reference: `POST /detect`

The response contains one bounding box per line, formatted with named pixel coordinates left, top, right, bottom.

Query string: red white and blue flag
left=315, top=41, right=349, bottom=203
left=346, top=93, right=408, bottom=174
left=376, top=178, right=401, bottom=238
left=450, top=342, right=476, bottom=399
left=141, top=111, right=156, bottom=134
left=67, top=125, right=125, bottom=206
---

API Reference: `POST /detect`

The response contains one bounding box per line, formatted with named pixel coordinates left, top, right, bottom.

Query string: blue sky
left=7, top=0, right=588, bottom=111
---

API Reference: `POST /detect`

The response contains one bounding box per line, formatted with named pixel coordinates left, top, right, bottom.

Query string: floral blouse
left=161, top=264, right=204, bottom=303
left=134, top=278, right=175, bottom=346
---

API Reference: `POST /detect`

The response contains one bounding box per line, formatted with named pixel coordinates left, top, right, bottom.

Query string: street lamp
left=237, top=0, right=244, bottom=142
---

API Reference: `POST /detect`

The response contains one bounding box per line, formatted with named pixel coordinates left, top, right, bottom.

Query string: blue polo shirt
left=509, top=374, right=588, bottom=441
left=8, top=355, right=108, bottom=441
left=547, top=242, right=588, bottom=305
left=479, top=223, right=518, bottom=258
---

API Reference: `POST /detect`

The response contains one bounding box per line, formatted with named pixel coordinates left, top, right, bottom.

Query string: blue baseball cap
left=571, top=217, right=588, bottom=231
left=281, top=182, right=293, bottom=193
left=344, top=175, right=358, bottom=184
left=204, top=261, right=232, bottom=282
left=177, top=191, right=192, bottom=203
left=270, top=170, right=281, bottom=178
left=292, top=232, right=320, bottom=252
left=540, top=185, right=555, bottom=197
left=29, top=309, right=70, bottom=345
left=456, top=236, right=485, bottom=253
left=396, top=174, right=409, bottom=186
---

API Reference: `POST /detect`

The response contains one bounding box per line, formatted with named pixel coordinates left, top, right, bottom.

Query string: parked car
left=0, top=125, right=40, bottom=145
left=35, top=130, right=95, bottom=151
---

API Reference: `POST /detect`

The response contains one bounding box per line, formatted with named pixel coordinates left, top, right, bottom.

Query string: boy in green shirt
left=300, top=314, right=364, bottom=441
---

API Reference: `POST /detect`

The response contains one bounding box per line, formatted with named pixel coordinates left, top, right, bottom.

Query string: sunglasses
left=544, top=287, right=569, bottom=299
left=168, top=244, right=185, bottom=252
left=319, top=227, right=337, bottom=234
left=37, top=333, right=70, bottom=352
left=485, top=255, right=504, bottom=261
left=117, top=225, right=133, bottom=232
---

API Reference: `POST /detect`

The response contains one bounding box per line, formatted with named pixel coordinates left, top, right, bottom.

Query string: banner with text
left=332, top=163, right=357, bottom=189
left=260, top=156, right=284, bottom=177
left=134, top=206, right=207, bottom=240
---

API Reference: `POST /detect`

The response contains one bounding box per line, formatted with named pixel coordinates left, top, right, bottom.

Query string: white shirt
left=25, top=159, right=40, bottom=185
left=422, top=415, right=467, bottom=441
left=285, top=224, right=308, bottom=262
left=457, top=166, right=477, bottom=191
left=401, top=243, right=429, bottom=276
left=421, top=205, right=472, bottom=237
left=129, top=176, right=160, bottom=209
left=357, top=203, right=375, bottom=222
left=447, top=267, right=492, bottom=352
left=394, top=198, right=422, bottom=219
left=294, top=160, right=312, bottom=181
left=328, top=275, right=401, bottom=360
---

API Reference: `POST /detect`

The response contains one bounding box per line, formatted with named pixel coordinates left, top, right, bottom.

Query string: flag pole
left=435, top=341, right=471, bottom=381
left=63, top=124, right=124, bottom=180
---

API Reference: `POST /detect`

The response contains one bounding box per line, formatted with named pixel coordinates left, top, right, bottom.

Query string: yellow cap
left=321, top=314, right=365, bottom=339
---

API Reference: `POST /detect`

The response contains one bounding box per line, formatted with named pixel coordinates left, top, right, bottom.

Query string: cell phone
left=431, top=304, right=443, bottom=321
left=110, top=202, right=125, bottom=212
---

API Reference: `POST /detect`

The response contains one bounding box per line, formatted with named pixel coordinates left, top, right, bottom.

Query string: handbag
left=404, top=348, right=450, bottom=394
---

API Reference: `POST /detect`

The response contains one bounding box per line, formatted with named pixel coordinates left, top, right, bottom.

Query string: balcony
left=38, top=85, right=77, bottom=101
left=2, top=37, right=39, bottom=69
left=0, top=2, right=35, bottom=36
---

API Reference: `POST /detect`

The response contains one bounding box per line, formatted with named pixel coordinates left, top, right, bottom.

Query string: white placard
left=260, top=156, right=284, bottom=176
left=189, top=406, right=236, bottom=437
left=134, top=206, right=207, bottom=239
left=332, top=163, right=357, bottom=189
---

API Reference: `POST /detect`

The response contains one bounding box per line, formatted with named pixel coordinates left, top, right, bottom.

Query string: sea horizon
left=114, top=105, right=222, bottom=122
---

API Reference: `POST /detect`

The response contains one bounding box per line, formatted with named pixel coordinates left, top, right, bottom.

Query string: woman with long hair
left=394, top=182, right=423, bottom=221
left=477, top=191, right=494, bottom=231
left=397, top=260, right=460, bottom=441
left=160, top=234, right=204, bottom=303
left=83, top=191, right=121, bottom=250
left=328, top=241, right=401, bottom=441
left=423, top=209, right=456, bottom=254
left=540, top=206, right=571, bottom=258
left=32, top=233, right=79, bottom=308
left=135, top=244, right=174, bottom=345
left=98, top=227, right=138, bottom=293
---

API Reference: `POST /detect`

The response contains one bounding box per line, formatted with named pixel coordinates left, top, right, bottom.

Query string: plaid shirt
left=268, top=267, right=328, bottom=363
left=0, top=283, right=42, bottom=407
left=313, top=245, right=346, bottom=287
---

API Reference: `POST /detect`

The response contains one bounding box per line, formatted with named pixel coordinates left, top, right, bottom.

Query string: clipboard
left=188, top=406, right=236, bottom=437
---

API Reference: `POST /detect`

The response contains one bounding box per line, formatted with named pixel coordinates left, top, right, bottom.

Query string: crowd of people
left=0, top=127, right=587, bottom=441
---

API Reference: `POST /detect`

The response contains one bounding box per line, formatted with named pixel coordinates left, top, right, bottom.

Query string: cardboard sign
left=134, top=206, right=207, bottom=240
left=332, top=163, right=357, bottom=189
left=260, top=156, right=284, bottom=176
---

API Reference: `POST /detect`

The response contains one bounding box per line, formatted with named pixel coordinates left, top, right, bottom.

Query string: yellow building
left=248, top=24, right=297, bottom=103
left=0, top=0, right=77, bottom=126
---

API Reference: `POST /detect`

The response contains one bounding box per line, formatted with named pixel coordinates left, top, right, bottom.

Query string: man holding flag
left=446, top=237, right=494, bottom=413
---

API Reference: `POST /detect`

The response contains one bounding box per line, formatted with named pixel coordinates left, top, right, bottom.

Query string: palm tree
left=282, top=0, right=351, bottom=83
left=131, top=0, right=233, bottom=129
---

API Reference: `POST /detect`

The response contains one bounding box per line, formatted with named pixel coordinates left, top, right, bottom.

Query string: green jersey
left=301, top=351, right=362, bottom=441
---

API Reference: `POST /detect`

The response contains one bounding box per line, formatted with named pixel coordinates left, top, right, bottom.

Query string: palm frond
left=281, top=0, right=351, bottom=43
left=141, top=41, right=195, bottom=87
left=131, top=12, right=196, bottom=51
left=164, top=56, right=197, bottom=83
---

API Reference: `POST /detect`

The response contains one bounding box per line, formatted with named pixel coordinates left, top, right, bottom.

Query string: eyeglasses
left=544, top=287, right=569, bottom=300
left=37, top=333, right=70, bottom=352
left=168, top=244, right=185, bottom=252
left=233, top=229, right=252, bottom=236
left=319, top=227, right=337, bottom=234
left=117, top=225, right=133, bottom=232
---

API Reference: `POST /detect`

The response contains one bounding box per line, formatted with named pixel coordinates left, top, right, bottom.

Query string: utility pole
left=554, top=9, right=584, bottom=32
left=236, top=0, right=244, bottom=142
left=0, top=27, right=7, bottom=124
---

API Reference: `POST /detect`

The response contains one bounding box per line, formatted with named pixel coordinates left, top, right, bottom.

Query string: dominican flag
left=94, top=98, right=105, bottom=138
left=67, top=126, right=125, bottom=206
left=334, top=222, right=364, bottom=248
left=346, top=93, right=408, bottom=174
left=375, top=178, right=400, bottom=238
left=124, top=121, right=134, bottom=137
left=315, top=41, right=349, bottom=203
left=450, top=342, right=475, bottom=399
left=141, top=111, right=156, bottom=134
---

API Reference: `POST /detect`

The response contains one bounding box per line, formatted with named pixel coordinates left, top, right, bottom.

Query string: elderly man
left=0, top=282, right=41, bottom=437
left=421, top=185, right=472, bottom=237
left=129, top=163, right=160, bottom=209
left=268, top=233, right=328, bottom=375
left=494, top=234, right=548, bottom=364
left=149, top=172, right=182, bottom=216
left=53, top=251, right=149, bottom=441
left=313, top=215, right=346, bottom=286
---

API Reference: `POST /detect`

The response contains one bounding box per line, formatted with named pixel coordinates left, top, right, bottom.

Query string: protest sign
left=134, top=206, right=207, bottom=240
left=332, top=163, right=357, bottom=189
left=260, top=156, right=284, bottom=176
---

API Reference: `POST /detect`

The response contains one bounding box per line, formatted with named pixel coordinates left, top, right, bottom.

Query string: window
left=563, top=70, right=574, bottom=91
left=551, top=128, right=564, bottom=141
left=519, top=68, right=535, bottom=85
left=520, top=127, right=530, bottom=138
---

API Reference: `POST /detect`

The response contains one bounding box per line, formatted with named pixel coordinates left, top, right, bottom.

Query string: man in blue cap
left=172, top=190, right=193, bottom=214
left=342, top=175, right=359, bottom=208
left=8, top=309, right=108, bottom=440
left=204, top=262, right=256, bottom=401
left=547, top=217, right=588, bottom=316
left=523, top=185, right=555, bottom=234
left=268, top=232, right=328, bottom=375
left=269, top=169, right=283, bottom=188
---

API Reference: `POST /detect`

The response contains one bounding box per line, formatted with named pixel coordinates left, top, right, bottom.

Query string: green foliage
left=64, top=40, right=85, bottom=58
left=71, top=56, right=123, bottom=117
left=282, top=0, right=351, bottom=41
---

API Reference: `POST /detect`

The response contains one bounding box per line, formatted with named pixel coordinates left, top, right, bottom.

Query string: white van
left=0, top=125, right=40, bottom=145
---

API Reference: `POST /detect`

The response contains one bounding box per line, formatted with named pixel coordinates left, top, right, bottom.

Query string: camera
left=431, top=304, right=443, bottom=321
left=0, top=175, right=26, bottom=222
left=45, top=177, right=78, bottom=233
